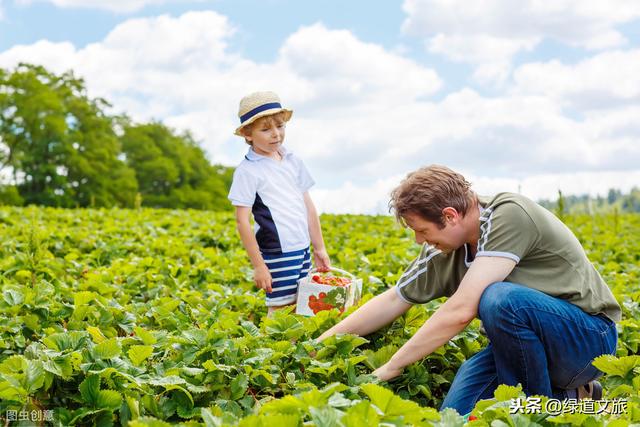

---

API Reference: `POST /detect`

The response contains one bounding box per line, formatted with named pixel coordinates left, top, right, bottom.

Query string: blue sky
left=1, top=0, right=640, bottom=213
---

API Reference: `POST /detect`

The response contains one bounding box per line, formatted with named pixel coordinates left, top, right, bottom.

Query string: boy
left=228, top=91, right=331, bottom=314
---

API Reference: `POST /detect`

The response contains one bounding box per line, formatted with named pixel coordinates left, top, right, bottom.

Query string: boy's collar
left=245, top=146, right=292, bottom=161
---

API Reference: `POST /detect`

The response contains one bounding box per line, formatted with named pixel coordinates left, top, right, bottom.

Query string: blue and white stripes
left=262, top=247, right=311, bottom=307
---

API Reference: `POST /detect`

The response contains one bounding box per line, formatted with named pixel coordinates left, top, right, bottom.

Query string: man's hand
left=373, top=363, right=403, bottom=381
left=313, top=248, right=331, bottom=272
left=254, top=264, right=273, bottom=293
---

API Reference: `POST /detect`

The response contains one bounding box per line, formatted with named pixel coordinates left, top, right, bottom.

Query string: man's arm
left=303, top=192, right=331, bottom=271
left=235, top=206, right=272, bottom=292
left=374, top=256, right=516, bottom=380
left=317, top=287, right=412, bottom=341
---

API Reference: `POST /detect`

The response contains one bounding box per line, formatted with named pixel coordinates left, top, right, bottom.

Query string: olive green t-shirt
left=396, top=192, right=621, bottom=322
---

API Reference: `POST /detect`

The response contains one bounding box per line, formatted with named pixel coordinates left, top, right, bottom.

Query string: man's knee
left=478, top=282, right=518, bottom=322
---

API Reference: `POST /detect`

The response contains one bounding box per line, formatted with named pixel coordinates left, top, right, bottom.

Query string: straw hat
left=234, top=91, right=293, bottom=136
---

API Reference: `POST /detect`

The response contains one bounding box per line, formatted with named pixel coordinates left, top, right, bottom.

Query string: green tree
left=0, top=63, right=137, bottom=207
left=120, top=121, right=233, bottom=211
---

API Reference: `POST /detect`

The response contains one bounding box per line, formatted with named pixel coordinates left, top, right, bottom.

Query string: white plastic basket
left=295, top=267, right=363, bottom=316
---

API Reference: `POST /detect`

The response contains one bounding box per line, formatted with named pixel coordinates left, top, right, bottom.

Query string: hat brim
left=234, top=108, right=293, bottom=136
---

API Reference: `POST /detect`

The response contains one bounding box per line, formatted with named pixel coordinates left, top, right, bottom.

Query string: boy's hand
left=254, top=264, right=273, bottom=293
left=313, top=249, right=331, bottom=272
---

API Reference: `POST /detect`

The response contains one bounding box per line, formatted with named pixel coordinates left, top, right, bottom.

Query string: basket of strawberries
left=295, top=267, right=363, bottom=316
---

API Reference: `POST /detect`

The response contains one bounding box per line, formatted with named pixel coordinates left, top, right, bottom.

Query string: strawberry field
left=0, top=206, right=639, bottom=426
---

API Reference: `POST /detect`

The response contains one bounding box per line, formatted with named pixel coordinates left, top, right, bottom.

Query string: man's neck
left=465, top=200, right=482, bottom=252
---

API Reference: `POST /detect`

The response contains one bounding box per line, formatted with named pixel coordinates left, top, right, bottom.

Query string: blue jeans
left=441, top=282, right=618, bottom=415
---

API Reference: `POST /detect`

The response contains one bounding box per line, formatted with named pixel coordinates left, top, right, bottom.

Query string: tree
left=119, top=121, right=233, bottom=211
left=0, top=64, right=137, bottom=207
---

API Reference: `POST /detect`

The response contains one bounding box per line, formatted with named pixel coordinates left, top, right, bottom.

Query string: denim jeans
left=441, top=282, right=618, bottom=415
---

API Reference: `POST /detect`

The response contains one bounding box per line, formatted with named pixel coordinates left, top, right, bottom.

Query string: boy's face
left=244, top=116, right=286, bottom=157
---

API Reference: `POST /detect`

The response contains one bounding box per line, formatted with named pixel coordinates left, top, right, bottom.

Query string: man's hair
left=389, top=165, right=476, bottom=228
left=240, top=111, right=287, bottom=145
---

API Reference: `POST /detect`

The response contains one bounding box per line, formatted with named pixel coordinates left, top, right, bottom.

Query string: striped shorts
left=262, top=247, right=311, bottom=307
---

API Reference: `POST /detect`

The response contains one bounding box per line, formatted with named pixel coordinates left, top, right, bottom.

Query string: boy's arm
left=317, top=287, right=412, bottom=341
left=373, top=256, right=516, bottom=380
left=235, top=206, right=272, bottom=292
left=303, top=192, right=331, bottom=272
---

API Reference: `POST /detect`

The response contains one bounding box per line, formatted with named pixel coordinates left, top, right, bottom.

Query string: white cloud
left=311, top=169, right=640, bottom=215
left=1, top=10, right=639, bottom=214
left=402, top=0, right=640, bottom=83
left=311, top=175, right=404, bottom=215
left=0, top=14, right=442, bottom=182
left=279, top=24, right=441, bottom=109
left=16, top=0, right=178, bottom=13
left=512, top=50, right=640, bottom=110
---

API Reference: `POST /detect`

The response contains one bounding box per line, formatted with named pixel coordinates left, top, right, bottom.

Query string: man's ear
left=441, top=207, right=459, bottom=224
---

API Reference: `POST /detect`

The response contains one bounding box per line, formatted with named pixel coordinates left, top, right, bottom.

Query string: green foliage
left=0, top=63, right=233, bottom=210
left=0, top=63, right=138, bottom=207
left=0, top=207, right=638, bottom=425
left=540, top=186, right=640, bottom=214
left=0, top=185, right=24, bottom=206
left=119, top=121, right=233, bottom=211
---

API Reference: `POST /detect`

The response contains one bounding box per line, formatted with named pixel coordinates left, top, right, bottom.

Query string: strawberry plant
left=0, top=206, right=638, bottom=425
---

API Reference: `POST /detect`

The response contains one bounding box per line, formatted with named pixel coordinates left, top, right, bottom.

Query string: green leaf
left=93, top=338, right=121, bottom=359
left=230, top=373, right=249, bottom=400
left=97, top=389, right=122, bottom=410
left=201, top=408, right=222, bottom=427
left=433, top=408, right=464, bottom=427
left=42, top=353, right=79, bottom=380
left=363, top=345, right=397, bottom=369
left=74, top=291, right=97, bottom=306
left=3, top=287, right=24, bottom=306
left=0, top=379, right=23, bottom=401
left=148, top=375, right=187, bottom=386
left=360, top=383, right=423, bottom=423
left=238, top=414, right=299, bottom=427
left=43, top=331, right=89, bottom=352
left=134, top=326, right=157, bottom=345
left=0, top=356, right=45, bottom=394
left=129, top=416, right=172, bottom=427
left=341, top=401, right=380, bottom=427
left=87, top=326, right=107, bottom=343
left=494, top=384, right=523, bottom=401
left=241, top=320, right=261, bottom=337
left=128, top=345, right=154, bottom=366
left=261, top=395, right=306, bottom=415
left=23, top=359, right=45, bottom=393
left=592, top=354, right=640, bottom=377
left=309, top=406, right=341, bottom=427
left=79, top=375, right=100, bottom=405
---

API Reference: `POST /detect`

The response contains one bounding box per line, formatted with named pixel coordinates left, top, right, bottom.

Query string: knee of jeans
left=478, top=282, right=516, bottom=322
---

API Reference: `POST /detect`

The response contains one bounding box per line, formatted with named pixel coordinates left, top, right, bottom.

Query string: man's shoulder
left=484, top=192, right=534, bottom=208
left=482, top=192, right=544, bottom=220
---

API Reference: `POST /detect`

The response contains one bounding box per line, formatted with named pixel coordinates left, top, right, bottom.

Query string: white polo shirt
left=228, top=147, right=315, bottom=253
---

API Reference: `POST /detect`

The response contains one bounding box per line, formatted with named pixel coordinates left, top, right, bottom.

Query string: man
left=318, top=165, right=619, bottom=415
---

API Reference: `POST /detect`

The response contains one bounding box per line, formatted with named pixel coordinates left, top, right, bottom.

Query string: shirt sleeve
left=228, top=167, right=258, bottom=207
left=395, top=245, right=447, bottom=304
left=294, top=156, right=315, bottom=192
left=476, top=202, right=538, bottom=263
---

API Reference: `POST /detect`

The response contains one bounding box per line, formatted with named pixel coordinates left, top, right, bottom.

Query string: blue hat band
left=240, top=102, right=282, bottom=123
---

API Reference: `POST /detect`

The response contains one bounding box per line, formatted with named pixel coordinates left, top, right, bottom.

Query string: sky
left=1, top=0, right=639, bottom=214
